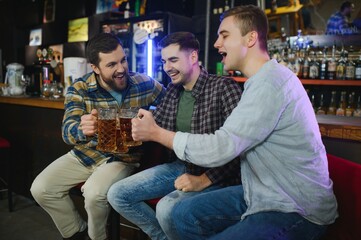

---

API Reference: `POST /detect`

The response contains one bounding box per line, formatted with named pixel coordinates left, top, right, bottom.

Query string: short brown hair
left=158, top=31, right=200, bottom=53
left=86, top=33, right=122, bottom=67
left=220, top=5, right=268, bottom=52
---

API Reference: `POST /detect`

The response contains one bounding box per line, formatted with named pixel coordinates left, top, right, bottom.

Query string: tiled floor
left=0, top=193, right=62, bottom=240
left=0, top=193, right=148, bottom=240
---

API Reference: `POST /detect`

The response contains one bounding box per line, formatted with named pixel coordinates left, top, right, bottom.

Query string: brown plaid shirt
left=153, top=67, right=242, bottom=187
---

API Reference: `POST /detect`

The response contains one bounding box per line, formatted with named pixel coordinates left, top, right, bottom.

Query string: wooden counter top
left=316, top=115, right=361, bottom=142
left=0, top=96, right=64, bottom=110
left=1, top=95, right=360, bottom=141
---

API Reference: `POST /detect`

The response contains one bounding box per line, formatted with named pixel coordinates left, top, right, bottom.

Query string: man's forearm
left=153, top=125, right=175, bottom=150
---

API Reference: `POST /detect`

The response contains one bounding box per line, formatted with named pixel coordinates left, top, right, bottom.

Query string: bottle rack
left=233, top=77, right=361, bottom=86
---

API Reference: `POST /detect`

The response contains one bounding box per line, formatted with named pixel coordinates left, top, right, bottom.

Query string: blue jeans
left=172, top=185, right=328, bottom=240
left=107, top=160, right=221, bottom=240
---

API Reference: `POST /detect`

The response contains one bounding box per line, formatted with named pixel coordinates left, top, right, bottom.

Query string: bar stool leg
left=0, top=137, right=13, bottom=212
left=7, top=164, right=13, bottom=212
left=109, top=207, right=120, bottom=240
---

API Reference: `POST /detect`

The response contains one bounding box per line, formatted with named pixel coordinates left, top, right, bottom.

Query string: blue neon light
left=147, top=39, right=153, bottom=78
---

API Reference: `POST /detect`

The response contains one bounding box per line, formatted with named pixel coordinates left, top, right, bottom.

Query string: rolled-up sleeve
left=173, top=132, right=189, bottom=161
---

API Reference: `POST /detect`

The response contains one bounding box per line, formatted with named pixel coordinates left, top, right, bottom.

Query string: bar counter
left=0, top=95, right=64, bottom=110
left=1, top=96, right=360, bottom=142
left=0, top=96, right=71, bottom=199
left=317, top=115, right=361, bottom=142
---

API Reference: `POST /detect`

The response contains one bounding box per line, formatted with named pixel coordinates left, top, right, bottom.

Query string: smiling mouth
left=167, top=71, right=179, bottom=78
left=114, top=73, right=125, bottom=80
left=219, top=52, right=227, bottom=62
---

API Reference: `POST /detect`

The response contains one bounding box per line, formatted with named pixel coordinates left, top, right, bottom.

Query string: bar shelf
left=232, top=77, right=361, bottom=86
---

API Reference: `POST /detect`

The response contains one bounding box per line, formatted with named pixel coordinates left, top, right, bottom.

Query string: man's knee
left=107, top=180, right=136, bottom=208
left=107, top=184, right=118, bottom=207
left=30, top=176, right=47, bottom=203
left=107, top=182, right=127, bottom=207
left=156, top=195, right=180, bottom=225
left=82, top=186, right=107, bottom=208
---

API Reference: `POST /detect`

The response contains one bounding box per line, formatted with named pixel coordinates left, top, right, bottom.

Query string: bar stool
left=0, top=136, right=13, bottom=212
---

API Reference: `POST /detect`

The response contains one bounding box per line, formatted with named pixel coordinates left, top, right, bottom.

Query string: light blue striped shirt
left=173, top=59, right=338, bottom=225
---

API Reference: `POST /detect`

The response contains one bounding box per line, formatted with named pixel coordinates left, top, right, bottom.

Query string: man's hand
left=131, top=109, right=158, bottom=142
left=79, top=109, right=98, bottom=136
left=174, top=173, right=212, bottom=192
left=132, top=109, right=176, bottom=150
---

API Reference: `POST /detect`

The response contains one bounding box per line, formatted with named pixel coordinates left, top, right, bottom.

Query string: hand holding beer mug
left=119, top=107, right=142, bottom=147
left=96, top=107, right=117, bottom=152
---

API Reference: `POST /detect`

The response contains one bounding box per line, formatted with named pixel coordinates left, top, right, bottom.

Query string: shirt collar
left=191, top=66, right=208, bottom=98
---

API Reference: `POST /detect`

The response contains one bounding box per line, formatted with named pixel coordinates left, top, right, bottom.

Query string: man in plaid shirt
left=325, top=1, right=359, bottom=35
left=108, top=32, right=242, bottom=240
left=31, top=33, right=165, bottom=240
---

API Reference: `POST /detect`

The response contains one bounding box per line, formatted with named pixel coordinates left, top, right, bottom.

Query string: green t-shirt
left=176, top=90, right=195, bottom=132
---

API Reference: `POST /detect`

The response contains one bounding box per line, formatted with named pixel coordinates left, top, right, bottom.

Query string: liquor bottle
left=309, top=51, right=320, bottom=79
left=319, top=47, right=328, bottom=80
left=287, top=48, right=297, bottom=74
left=302, top=46, right=310, bottom=79
left=355, top=55, right=361, bottom=80
left=41, top=66, right=52, bottom=98
left=345, top=51, right=355, bottom=80
left=315, top=42, right=323, bottom=57
left=327, top=91, right=337, bottom=115
left=336, top=91, right=347, bottom=116
left=310, top=93, right=316, bottom=113
left=316, top=94, right=327, bottom=115
left=297, top=48, right=305, bottom=79
left=336, top=50, right=346, bottom=80
left=281, top=27, right=287, bottom=43
left=293, top=47, right=302, bottom=77
left=353, top=95, right=361, bottom=117
left=345, top=92, right=355, bottom=117
left=279, top=47, right=288, bottom=67
left=327, top=44, right=337, bottom=80
left=271, top=46, right=281, bottom=62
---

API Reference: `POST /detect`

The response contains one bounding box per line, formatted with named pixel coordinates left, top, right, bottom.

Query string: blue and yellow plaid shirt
left=62, top=71, right=165, bottom=167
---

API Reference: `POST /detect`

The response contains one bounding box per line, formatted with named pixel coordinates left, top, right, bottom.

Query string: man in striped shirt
left=31, top=33, right=165, bottom=240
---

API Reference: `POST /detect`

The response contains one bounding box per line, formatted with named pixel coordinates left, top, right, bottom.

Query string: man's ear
left=247, top=31, right=258, bottom=48
left=190, top=50, right=199, bottom=64
left=91, top=64, right=100, bottom=74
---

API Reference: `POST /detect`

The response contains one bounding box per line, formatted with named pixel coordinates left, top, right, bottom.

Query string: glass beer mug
left=118, top=107, right=142, bottom=147
left=96, top=107, right=117, bottom=152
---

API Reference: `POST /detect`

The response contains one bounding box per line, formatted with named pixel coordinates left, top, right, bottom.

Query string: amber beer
left=116, top=128, right=128, bottom=153
left=96, top=108, right=117, bottom=152
left=119, top=107, right=142, bottom=147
